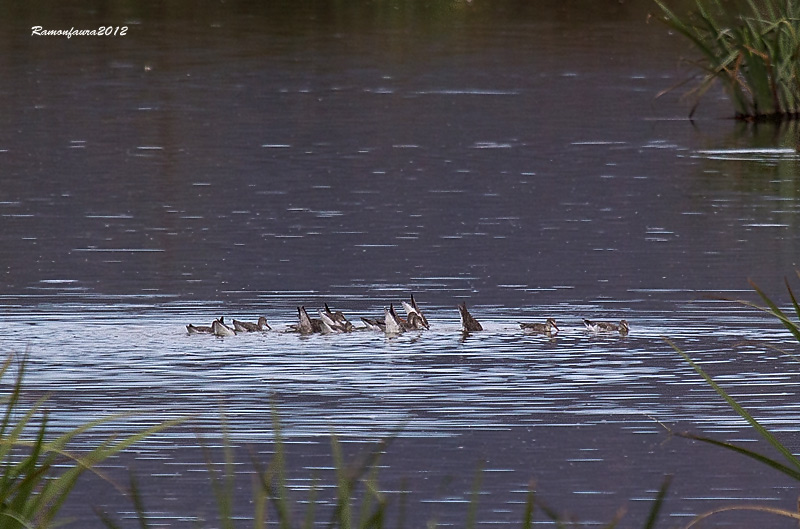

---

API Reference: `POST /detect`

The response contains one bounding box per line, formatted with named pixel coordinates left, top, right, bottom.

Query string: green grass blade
left=784, top=276, right=800, bottom=321
left=520, top=485, right=535, bottom=529
left=330, top=433, right=352, bottom=529
left=200, top=419, right=236, bottom=529
left=130, top=474, right=151, bottom=529
left=533, top=495, right=568, bottom=529
left=652, top=1, right=721, bottom=61
left=642, top=475, right=671, bottom=529
left=7, top=414, right=51, bottom=521
left=748, top=279, right=800, bottom=341
left=269, top=403, right=293, bottom=529
left=359, top=475, right=386, bottom=529
left=666, top=338, right=800, bottom=471
left=683, top=504, right=800, bottom=527
left=94, top=507, right=123, bottom=529
left=302, top=478, right=318, bottom=529
left=0, top=356, right=20, bottom=443
left=0, top=510, right=36, bottom=529
left=394, top=479, right=408, bottom=529
left=248, top=402, right=295, bottom=529
left=676, top=430, right=800, bottom=480
left=465, top=463, right=483, bottom=529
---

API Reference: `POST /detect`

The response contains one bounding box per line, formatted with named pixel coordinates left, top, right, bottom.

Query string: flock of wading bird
left=186, top=295, right=630, bottom=338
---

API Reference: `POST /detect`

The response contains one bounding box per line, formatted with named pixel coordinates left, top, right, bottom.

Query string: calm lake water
left=2, top=1, right=800, bottom=527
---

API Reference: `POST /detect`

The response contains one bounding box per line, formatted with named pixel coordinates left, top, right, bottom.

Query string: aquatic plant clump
left=654, top=0, right=800, bottom=120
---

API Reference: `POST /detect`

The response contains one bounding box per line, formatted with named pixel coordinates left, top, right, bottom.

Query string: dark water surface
left=2, top=1, right=800, bottom=527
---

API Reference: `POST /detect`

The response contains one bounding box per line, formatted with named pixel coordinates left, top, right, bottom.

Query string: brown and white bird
left=458, top=302, right=483, bottom=333
left=520, top=318, right=559, bottom=336
left=583, top=319, right=629, bottom=336
left=401, top=294, right=430, bottom=330
left=187, top=316, right=226, bottom=335
left=233, top=316, right=271, bottom=332
left=212, top=317, right=236, bottom=337
left=320, top=303, right=353, bottom=332
left=294, top=306, right=324, bottom=334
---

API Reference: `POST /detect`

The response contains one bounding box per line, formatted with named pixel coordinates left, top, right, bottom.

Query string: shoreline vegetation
left=2, top=277, right=800, bottom=528
left=653, top=0, right=800, bottom=122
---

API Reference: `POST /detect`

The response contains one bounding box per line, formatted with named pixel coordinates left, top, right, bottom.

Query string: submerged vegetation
left=653, top=0, right=800, bottom=120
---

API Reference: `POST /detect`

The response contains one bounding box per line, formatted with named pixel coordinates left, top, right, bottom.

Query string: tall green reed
left=0, top=355, right=180, bottom=529
left=653, top=0, right=800, bottom=120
